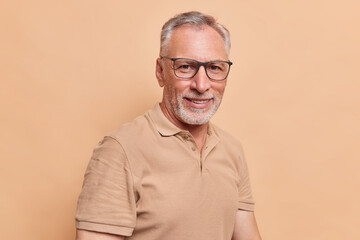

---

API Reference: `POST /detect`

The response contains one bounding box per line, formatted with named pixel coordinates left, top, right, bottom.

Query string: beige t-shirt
left=75, top=104, right=254, bottom=240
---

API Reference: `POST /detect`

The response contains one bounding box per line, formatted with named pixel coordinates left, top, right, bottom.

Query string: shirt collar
left=148, top=103, right=183, bottom=137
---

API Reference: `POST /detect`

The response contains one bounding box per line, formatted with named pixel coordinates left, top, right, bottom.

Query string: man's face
left=156, top=25, right=228, bottom=127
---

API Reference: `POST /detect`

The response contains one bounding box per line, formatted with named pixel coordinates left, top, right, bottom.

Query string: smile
left=188, top=98, right=211, bottom=104
left=184, top=97, right=213, bottom=109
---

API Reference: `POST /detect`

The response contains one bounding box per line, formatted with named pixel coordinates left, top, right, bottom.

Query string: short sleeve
left=237, top=149, right=255, bottom=212
left=75, top=136, right=136, bottom=236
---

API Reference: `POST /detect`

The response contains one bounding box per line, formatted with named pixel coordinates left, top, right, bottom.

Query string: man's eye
left=209, top=65, right=223, bottom=71
left=180, top=65, right=191, bottom=69
left=208, top=62, right=227, bottom=72
left=176, top=64, right=195, bottom=72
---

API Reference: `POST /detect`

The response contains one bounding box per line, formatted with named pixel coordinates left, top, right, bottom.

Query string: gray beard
left=165, top=91, right=221, bottom=125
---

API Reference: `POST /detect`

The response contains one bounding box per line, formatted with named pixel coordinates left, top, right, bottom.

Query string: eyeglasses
left=161, top=57, right=233, bottom=81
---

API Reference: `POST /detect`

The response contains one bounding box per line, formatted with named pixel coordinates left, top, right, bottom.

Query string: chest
left=128, top=143, right=240, bottom=239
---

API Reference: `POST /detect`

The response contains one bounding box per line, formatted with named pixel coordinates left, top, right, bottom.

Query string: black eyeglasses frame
left=161, top=57, right=233, bottom=81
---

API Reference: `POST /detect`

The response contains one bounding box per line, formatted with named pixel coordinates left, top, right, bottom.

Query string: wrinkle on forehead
left=167, top=25, right=228, bottom=61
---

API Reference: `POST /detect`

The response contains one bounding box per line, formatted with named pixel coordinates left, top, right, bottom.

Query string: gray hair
left=160, top=11, right=231, bottom=57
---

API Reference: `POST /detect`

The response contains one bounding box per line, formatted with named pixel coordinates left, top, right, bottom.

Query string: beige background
left=1, top=0, right=359, bottom=239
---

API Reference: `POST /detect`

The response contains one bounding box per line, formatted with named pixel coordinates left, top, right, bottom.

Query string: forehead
left=167, top=25, right=228, bottom=61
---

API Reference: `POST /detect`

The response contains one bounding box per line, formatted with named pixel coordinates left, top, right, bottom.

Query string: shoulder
left=106, top=111, right=155, bottom=143
left=211, top=123, right=244, bottom=151
left=210, top=123, right=247, bottom=166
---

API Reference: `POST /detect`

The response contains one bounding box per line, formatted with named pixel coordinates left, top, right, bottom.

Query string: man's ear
left=156, top=58, right=165, bottom=87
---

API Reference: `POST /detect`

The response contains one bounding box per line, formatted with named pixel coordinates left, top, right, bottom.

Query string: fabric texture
left=75, top=103, right=254, bottom=240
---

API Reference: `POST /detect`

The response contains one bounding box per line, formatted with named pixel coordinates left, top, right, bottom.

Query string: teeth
left=191, top=99, right=209, bottom=104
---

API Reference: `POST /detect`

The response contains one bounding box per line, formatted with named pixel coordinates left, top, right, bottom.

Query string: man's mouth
left=184, top=97, right=213, bottom=109
left=186, top=98, right=211, bottom=104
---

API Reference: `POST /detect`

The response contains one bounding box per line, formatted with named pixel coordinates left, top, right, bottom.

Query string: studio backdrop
left=1, top=1, right=359, bottom=240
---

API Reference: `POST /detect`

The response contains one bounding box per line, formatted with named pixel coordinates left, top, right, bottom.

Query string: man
left=75, top=11, right=261, bottom=240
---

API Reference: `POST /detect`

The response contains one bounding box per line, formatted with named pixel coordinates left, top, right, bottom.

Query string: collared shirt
left=76, top=103, right=254, bottom=240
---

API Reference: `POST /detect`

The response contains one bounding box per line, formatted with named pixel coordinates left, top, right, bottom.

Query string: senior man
left=75, top=11, right=261, bottom=240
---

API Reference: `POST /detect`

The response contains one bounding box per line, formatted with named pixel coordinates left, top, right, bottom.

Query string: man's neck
left=186, top=124, right=209, bottom=152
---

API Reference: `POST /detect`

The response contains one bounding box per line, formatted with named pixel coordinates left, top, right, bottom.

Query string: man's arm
left=76, top=230, right=125, bottom=240
left=232, top=210, right=262, bottom=240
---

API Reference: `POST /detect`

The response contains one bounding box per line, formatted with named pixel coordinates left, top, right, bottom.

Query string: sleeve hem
left=238, top=201, right=255, bottom=212
left=76, top=220, right=134, bottom=237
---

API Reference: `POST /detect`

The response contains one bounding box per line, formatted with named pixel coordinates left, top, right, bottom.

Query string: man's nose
left=190, top=66, right=211, bottom=93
